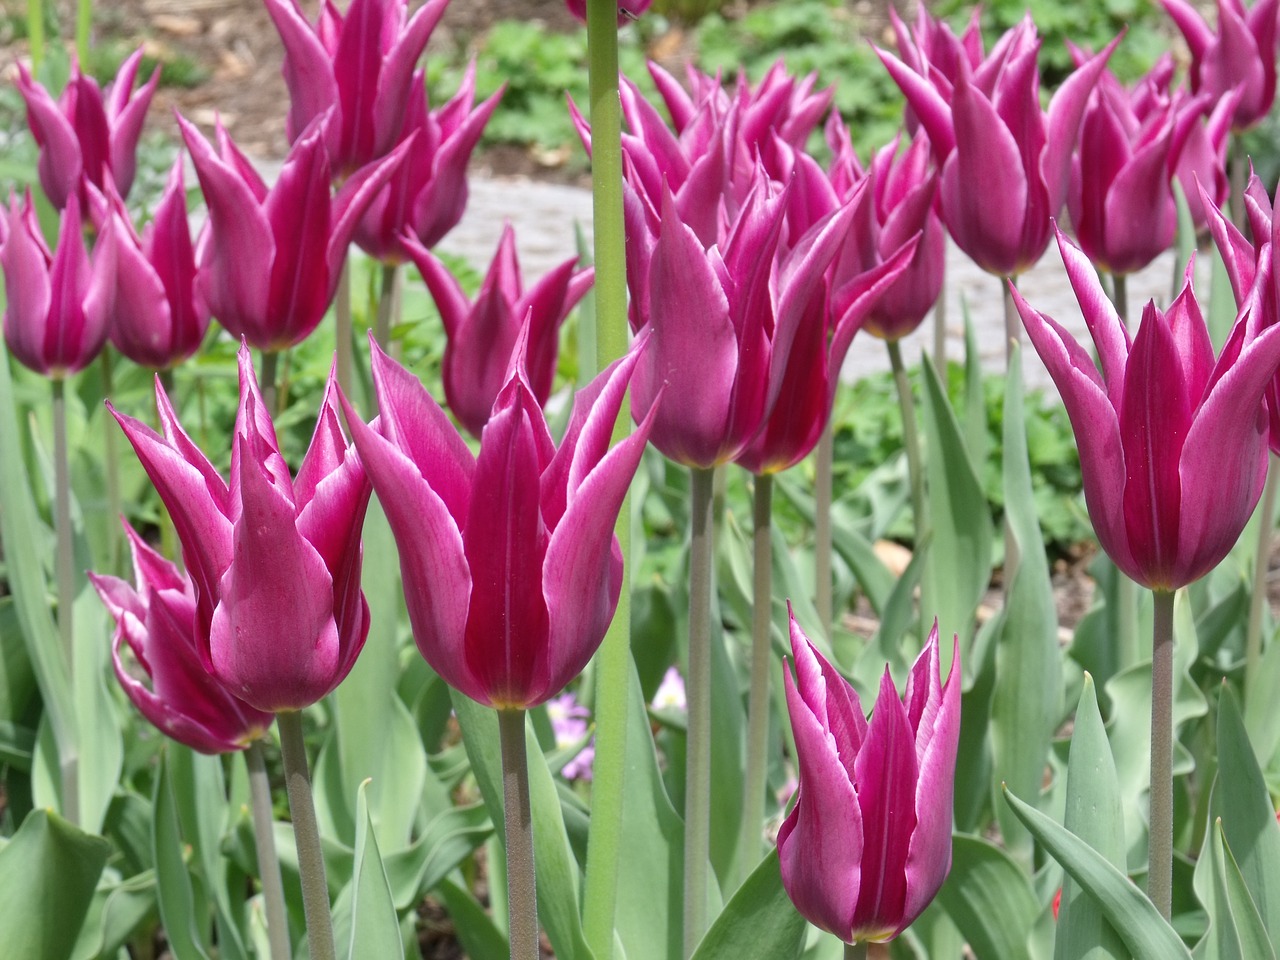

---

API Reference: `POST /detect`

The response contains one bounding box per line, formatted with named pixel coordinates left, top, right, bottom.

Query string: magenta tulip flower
left=1014, top=227, right=1280, bottom=590
left=16, top=48, right=159, bottom=211
left=564, top=0, right=651, bottom=24
left=827, top=118, right=945, bottom=341
left=888, top=6, right=984, bottom=92
left=342, top=332, right=657, bottom=710
left=779, top=612, right=961, bottom=944
left=98, top=156, right=209, bottom=369
left=263, top=0, right=448, bottom=176
left=1, top=191, right=112, bottom=377
left=90, top=522, right=274, bottom=754
left=403, top=223, right=593, bottom=438
left=1160, top=0, right=1279, bottom=132
left=880, top=19, right=1117, bottom=277
left=110, top=345, right=371, bottom=713
left=353, top=64, right=504, bottom=262
left=179, top=114, right=405, bottom=351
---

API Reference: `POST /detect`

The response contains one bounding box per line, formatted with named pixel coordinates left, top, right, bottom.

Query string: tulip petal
left=263, top=0, right=339, bottom=143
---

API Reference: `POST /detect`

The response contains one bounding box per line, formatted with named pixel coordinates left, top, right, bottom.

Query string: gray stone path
left=439, top=173, right=1194, bottom=393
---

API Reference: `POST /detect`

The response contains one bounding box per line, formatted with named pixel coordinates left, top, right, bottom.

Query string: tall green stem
left=814, top=420, right=834, bottom=639
left=499, top=709, right=539, bottom=960
left=845, top=942, right=869, bottom=960
left=1113, top=273, right=1129, bottom=330
left=932, top=268, right=948, bottom=370
left=737, top=471, right=773, bottom=889
left=75, top=0, right=92, bottom=65
left=1002, top=279, right=1022, bottom=583
left=1230, top=137, right=1247, bottom=230
left=27, top=0, right=45, bottom=73
left=276, top=711, right=336, bottom=960
left=374, top=262, right=400, bottom=350
left=1247, top=454, right=1280, bottom=703
left=335, top=260, right=354, bottom=396
left=101, top=351, right=122, bottom=569
left=246, top=741, right=291, bottom=960
left=580, top=0, right=633, bottom=955
left=684, top=467, right=716, bottom=958
left=259, top=350, right=280, bottom=419
left=1149, top=589, right=1176, bottom=919
left=886, top=340, right=925, bottom=544
left=1109, top=272, right=1139, bottom=672
left=52, top=377, right=79, bottom=827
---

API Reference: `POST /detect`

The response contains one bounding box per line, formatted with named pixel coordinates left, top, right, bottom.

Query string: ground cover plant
left=3, top=0, right=1280, bottom=958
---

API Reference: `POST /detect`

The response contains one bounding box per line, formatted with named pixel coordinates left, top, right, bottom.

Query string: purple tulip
left=563, top=0, right=651, bottom=25
left=353, top=64, right=504, bottom=261
left=110, top=345, right=372, bottom=713
left=15, top=49, right=159, bottom=211
left=779, top=612, right=961, bottom=944
left=179, top=114, right=405, bottom=350
left=98, top=155, right=209, bottom=369
left=342, top=332, right=657, bottom=710
left=90, top=522, right=274, bottom=754
left=1, top=191, right=112, bottom=377
left=880, top=18, right=1117, bottom=277
left=1014, top=227, right=1280, bottom=590
left=1160, top=0, right=1279, bottom=132
left=403, top=223, right=593, bottom=438
left=263, top=0, right=448, bottom=176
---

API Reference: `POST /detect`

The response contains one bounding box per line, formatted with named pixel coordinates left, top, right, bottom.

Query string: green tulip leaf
left=1002, top=786, right=1193, bottom=959
left=153, top=751, right=215, bottom=960
left=934, top=833, right=1038, bottom=960
left=690, top=848, right=806, bottom=960
left=344, top=779, right=402, bottom=960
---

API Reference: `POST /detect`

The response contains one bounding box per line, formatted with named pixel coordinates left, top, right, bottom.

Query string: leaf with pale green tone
left=990, top=345, right=1061, bottom=867
left=0, top=809, right=111, bottom=960
left=1245, top=628, right=1280, bottom=770
left=1002, top=786, right=1193, bottom=960
left=450, top=692, right=594, bottom=960
left=70, top=586, right=124, bottom=835
left=152, top=751, right=214, bottom=960
left=69, top=867, right=158, bottom=960
left=962, top=298, right=988, bottom=468
left=1104, top=591, right=1207, bottom=869
left=1207, top=686, right=1280, bottom=937
left=1206, top=221, right=1239, bottom=351
left=707, top=543, right=746, bottom=890
left=438, top=875, right=510, bottom=960
left=384, top=801, right=493, bottom=909
left=1057, top=674, right=1127, bottom=960
left=1197, top=818, right=1278, bottom=960
left=691, top=848, right=805, bottom=960
left=919, top=353, right=993, bottom=654
left=953, top=616, right=999, bottom=833
left=344, top=780, right=402, bottom=960
left=0, top=598, right=37, bottom=731
left=934, top=834, right=1038, bottom=960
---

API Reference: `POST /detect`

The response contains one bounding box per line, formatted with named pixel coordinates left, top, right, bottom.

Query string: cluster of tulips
left=5, top=0, right=1280, bottom=956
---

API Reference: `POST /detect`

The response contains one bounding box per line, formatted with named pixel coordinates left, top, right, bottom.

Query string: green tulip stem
left=845, top=942, right=869, bottom=960
left=933, top=267, right=948, bottom=369
left=100, top=350, right=122, bottom=570
left=1113, top=272, right=1129, bottom=330
left=27, top=0, right=44, bottom=73
left=1003, top=275, right=1021, bottom=363
left=684, top=466, right=716, bottom=959
left=738, top=471, right=774, bottom=889
left=580, top=0, right=633, bottom=955
left=276, top=710, right=336, bottom=960
left=814, top=419, right=834, bottom=640
left=374, top=262, right=400, bottom=350
left=887, top=339, right=926, bottom=545
left=75, top=0, right=92, bottom=66
left=1149, top=588, right=1176, bottom=919
left=51, top=376, right=79, bottom=828
left=498, top=709, right=539, bottom=960
left=335, top=259, right=355, bottom=397
left=1230, top=136, right=1247, bottom=230
left=1246, top=454, right=1280, bottom=702
left=246, top=740, right=292, bottom=960
left=259, top=350, right=281, bottom=418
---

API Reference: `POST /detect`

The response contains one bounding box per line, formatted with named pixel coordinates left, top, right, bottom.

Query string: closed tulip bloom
left=16, top=48, right=159, bottom=211
left=1014, top=227, right=1280, bottom=590
left=179, top=114, right=405, bottom=350
left=403, top=223, right=593, bottom=438
left=343, top=333, right=657, bottom=709
left=1, top=191, right=112, bottom=377
left=779, top=613, right=961, bottom=944
left=99, top=155, right=208, bottom=369
left=1160, top=0, right=1279, bottom=132
left=263, top=0, right=448, bottom=176
left=110, top=345, right=372, bottom=712
left=880, top=19, right=1117, bottom=277
left=90, top=522, right=274, bottom=754
left=354, top=64, right=504, bottom=261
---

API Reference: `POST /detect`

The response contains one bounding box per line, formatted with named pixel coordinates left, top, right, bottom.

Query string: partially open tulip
left=879, top=19, right=1117, bottom=277
left=403, top=223, right=593, bottom=438
left=1, top=191, right=112, bottom=377
left=110, top=345, right=372, bottom=713
left=353, top=64, right=504, bottom=261
left=343, top=332, right=657, bottom=709
left=179, top=114, right=405, bottom=350
left=1160, top=0, right=1279, bottom=132
left=779, top=612, right=961, bottom=944
left=90, top=522, right=274, bottom=754
left=15, top=48, right=159, bottom=211
left=98, top=155, right=208, bottom=369
left=263, top=0, right=448, bottom=176
left=1014, top=227, right=1280, bottom=590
